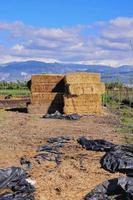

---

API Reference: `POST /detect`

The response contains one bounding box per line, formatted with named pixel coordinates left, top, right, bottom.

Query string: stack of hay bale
left=64, top=73, right=105, bottom=115
left=28, top=74, right=65, bottom=114
left=28, top=72, right=105, bottom=115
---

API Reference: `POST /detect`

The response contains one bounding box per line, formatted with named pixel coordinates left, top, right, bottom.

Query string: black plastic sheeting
left=0, top=167, right=35, bottom=200
left=77, top=137, right=115, bottom=152
left=101, top=144, right=133, bottom=176
left=78, top=137, right=133, bottom=199
left=20, top=156, right=32, bottom=170
left=35, top=136, right=71, bottom=166
left=47, top=136, right=71, bottom=144
left=43, top=111, right=81, bottom=120
left=84, top=176, right=133, bottom=200
left=77, top=137, right=133, bottom=175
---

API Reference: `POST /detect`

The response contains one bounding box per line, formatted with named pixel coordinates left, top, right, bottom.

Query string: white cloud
left=0, top=17, right=133, bottom=66
left=12, top=44, right=24, bottom=51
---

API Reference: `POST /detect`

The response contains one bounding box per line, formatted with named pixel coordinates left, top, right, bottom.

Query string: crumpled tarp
left=43, top=111, right=81, bottom=120
left=47, top=136, right=71, bottom=144
left=0, top=167, right=35, bottom=200
left=77, top=137, right=133, bottom=175
left=101, top=144, right=133, bottom=176
left=77, top=137, right=115, bottom=152
left=78, top=137, right=133, bottom=199
left=84, top=176, right=133, bottom=200
left=35, top=136, right=71, bottom=166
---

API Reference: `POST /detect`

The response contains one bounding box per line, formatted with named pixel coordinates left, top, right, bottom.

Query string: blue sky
left=0, top=0, right=133, bottom=27
left=0, top=0, right=133, bottom=66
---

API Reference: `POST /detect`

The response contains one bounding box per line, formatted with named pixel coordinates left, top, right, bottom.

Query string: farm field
left=0, top=107, right=130, bottom=200
left=1, top=1, right=133, bottom=199
left=0, top=83, right=132, bottom=200
left=0, top=89, right=30, bottom=96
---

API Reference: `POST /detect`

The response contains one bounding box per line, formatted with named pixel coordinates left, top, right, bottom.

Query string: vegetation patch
left=0, top=89, right=30, bottom=96
left=0, top=81, right=30, bottom=96
left=103, top=82, right=133, bottom=144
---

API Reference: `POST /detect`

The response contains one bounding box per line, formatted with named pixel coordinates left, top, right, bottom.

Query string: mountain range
left=0, top=60, right=133, bottom=84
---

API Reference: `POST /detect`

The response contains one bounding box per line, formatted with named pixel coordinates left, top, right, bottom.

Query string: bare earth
left=0, top=109, right=123, bottom=200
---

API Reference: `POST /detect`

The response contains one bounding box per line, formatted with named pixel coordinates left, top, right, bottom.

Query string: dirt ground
left=0, top=109, right=123, bottom=200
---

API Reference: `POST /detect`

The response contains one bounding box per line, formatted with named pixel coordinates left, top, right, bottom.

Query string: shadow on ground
left=5, top=107, right=28, bottom=113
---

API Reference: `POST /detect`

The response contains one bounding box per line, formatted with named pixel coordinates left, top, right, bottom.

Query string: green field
left=103, top=90, right=133, bottom=144
left=0, top=89, right=30, bottom=96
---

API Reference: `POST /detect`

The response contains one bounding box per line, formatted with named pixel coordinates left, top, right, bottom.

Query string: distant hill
left=0, top=60, right=133, bottom=84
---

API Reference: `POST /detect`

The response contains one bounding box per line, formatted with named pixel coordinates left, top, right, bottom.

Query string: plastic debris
left=101, top=144, right=133, bottom=175
left=20, top=156, right=32, bottom=170
left=35, top=136, right=71, bottom=166
left=77, top=137, right=133, bottom=199
left=43, top=111, right=81, bottom=120
left=77, top=137, right=115, bottom=152
left=84, top=176, right=133, bottom=200
left=0, top=167, right=35, bottom=200
left=47, top=136, right=71, bottom=144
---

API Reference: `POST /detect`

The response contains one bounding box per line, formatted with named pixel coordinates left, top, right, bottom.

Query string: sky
left=0, top=0, right=133, bottom=66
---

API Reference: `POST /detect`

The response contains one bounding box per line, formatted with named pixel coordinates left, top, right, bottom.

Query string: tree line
left=0, top=81, right=29, bottom=90
left=0, top=80, right=128, bottom=90
left=105, top=82, right=123, bottom=90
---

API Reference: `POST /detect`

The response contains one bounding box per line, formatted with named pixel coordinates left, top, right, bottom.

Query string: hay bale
left=28, top=104, right=63, bottom=114
left=29, top=72, right=104, bottom=115
left=31, top=81, right=65, bottom=93
left=32, top=74, right=64, bottom=83
left=28, top=105, right=48, bottom=114
left=65, top=73, right=100, bottom=84
left=66, top=83, right=105, bottom=95
left=64, top=72, right=104, bottom=115
left=31, top=93, right=64, bottom=105
left=64, top=94, right=102, bottom=114
left=64, top=105, right=102, bottom=115
left=30, top=100, right=63, bottom=106
left=64, top=94, right=101, bottom=106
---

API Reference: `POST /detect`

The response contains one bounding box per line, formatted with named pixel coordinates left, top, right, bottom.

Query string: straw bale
left=28, top=105, right=48, bottom=114
left=65, top=73, right=100, bottom=84
left=31, top=92, right=64, bottom=105
left=29, top=72, right=104, bottom=115
left=32, top=74, right=64, bottom=83
left=64, top=94, right=101, bottom=106
left=64, top=105, right=102, bottom=115
left=31, top=82, right=65, bottom=93
left=64, top=94, right=103, bottom=114
left=28, top=104, right=63, bottom=114
left=31, top=93, right=58, bottom=100
left=31, top=99, right=64, bottom=106
left=66, top=83, right=105, bottom=95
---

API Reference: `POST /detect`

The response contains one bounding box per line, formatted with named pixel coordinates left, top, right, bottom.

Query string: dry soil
left=0, top=109, right=123, bottom=200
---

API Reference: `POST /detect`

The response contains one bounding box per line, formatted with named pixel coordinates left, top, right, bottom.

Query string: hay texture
left=29, top=72, right=105, bottom=115
left=30, top=74, right=65, bottom=114
left=64, top=105, right=102, bottom=115
left=28, top=105, right=47, bottom=114
left=66, top=83, right=105, bottom=95
left=31, top=82, right=65, bottom=93
left=64, top=94, right=101, bottom=106
left=32, top=74, right=64, bottom=83
left=64, top=72, right=105, bottom=114
left=28, top=104, right=63, bottom=114
left=31, top=92, right=64, bottom=105
left=65, top=73, right=100, bottom=84
left=64, top=94, right=102, bottom=114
